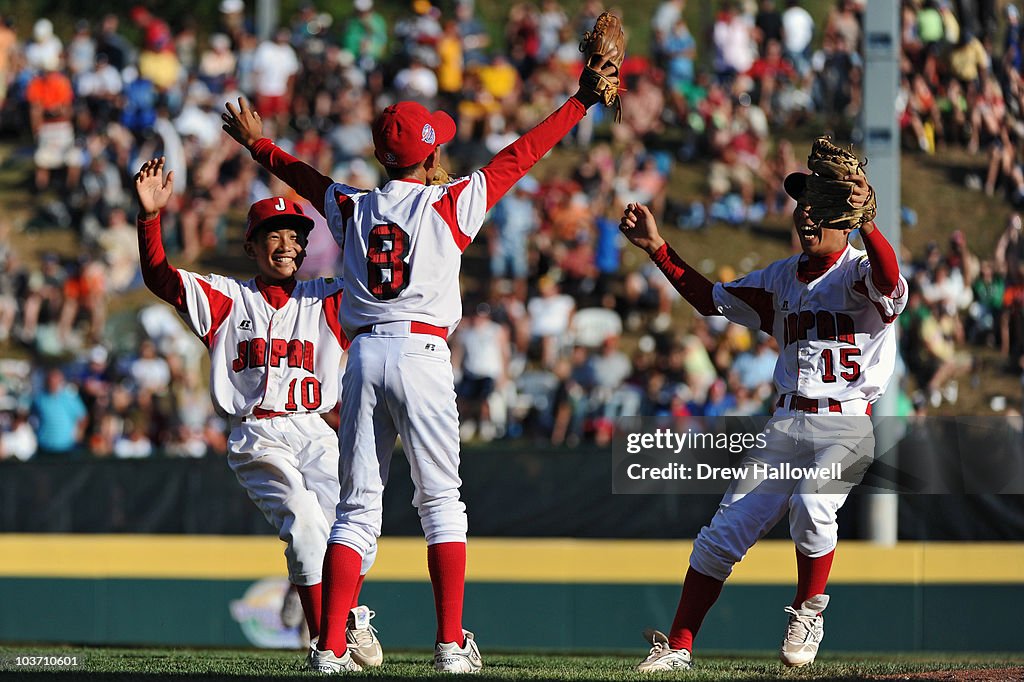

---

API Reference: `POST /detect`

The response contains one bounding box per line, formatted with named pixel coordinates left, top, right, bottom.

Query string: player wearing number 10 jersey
left=134, top=158, right=378, bottom=663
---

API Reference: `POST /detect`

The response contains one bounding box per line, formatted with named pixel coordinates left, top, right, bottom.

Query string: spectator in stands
left=969, top=259, right=1005, bottom=347
left=453, top=304, right=510, bottom=442
left=782, top=0, right=815, bottom=77
left=113, top=417, right=153, bottom=458
left=25, top=53, right=81, bottom=191
left=30, top=367, right=87, bottom=458
left=251, top=28, right=299, bottom=130
left=528, top=276, right=576, bottom=369
left=0, top=410, right=37, bottom=461
left=25, top=18, right=62, bottom=73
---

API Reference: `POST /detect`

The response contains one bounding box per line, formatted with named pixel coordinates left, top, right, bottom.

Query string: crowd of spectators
left=0, top=0, right=1020, bottom=459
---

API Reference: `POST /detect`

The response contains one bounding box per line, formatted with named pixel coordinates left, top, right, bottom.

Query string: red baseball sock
left=319, top=544, right=363, bottom=655
left=351, top=574, right=366, bottom=611
left=667, top=567, right=725, bottom=652
left=296, top=583, right=322, bottom=640
left=427, top=541, right=466, bottom=645
left=793, top=547, right=834, bottom=608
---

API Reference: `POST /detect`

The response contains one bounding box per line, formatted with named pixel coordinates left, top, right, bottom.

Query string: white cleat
left=308, top=646, right=362, bottom=674
left=346, top=605, right=383, bottom=668
left=779, top=594, right=830, bottom=667
left=636, top=629, right=693, bottom=672
left=433, top=629, right=483, bottom=674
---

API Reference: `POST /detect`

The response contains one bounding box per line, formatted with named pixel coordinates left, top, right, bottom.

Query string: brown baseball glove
left=579, top=12, right=625, bottom=122
left=430, top=164, right=451, bottom=186
left=804, top=136, right=877, bottom=230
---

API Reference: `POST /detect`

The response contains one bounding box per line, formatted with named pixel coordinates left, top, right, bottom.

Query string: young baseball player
left=133, top=158, right=382, bottom=668
left=619, top=163, right=906, bottom=670
left=221, top=53, right=621, bottom=673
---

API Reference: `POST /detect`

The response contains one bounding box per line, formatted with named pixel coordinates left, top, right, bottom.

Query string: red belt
left=776, top=395, right=872, bottom=415
left=250, top=408, right=290, bottom=420
left=354, top=321, right=448, bottom=341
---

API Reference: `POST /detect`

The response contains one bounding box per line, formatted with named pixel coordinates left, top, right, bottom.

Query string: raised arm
left=135, top=158, right=185, bottom=310
left=222, top=97, right=333, bottom=215
left=849, top=174, right=901, bottom=296
left=619, top=203, right=717, bottom=316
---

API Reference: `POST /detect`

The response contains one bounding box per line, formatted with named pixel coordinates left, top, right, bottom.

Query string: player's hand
left=222, top=96, right=264, bottom=149
left=134, top=157, right=174, bottom=220
left=573, top=55, right=620, bottom=108
left=847, top=173, right=870, bottom=208
left=619, top=203, right=665, bottom=255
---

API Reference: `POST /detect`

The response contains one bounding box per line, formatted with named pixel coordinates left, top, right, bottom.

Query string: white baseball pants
left=329, top=325, right=468, bottom=555
left=689, top=409, right=875, bottom=581
left=228, top=412, right=377, bottom=585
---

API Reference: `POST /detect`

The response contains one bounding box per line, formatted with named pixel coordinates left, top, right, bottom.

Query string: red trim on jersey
left=650, top=243, right=717, bottom=316
left=431, top=179, right=473, bottom=252
left=797, top=248, right=844, bottom=283
left=393, top=177, right=425, bottom=185
left=255, top=277, right=295, bottom=310
left=860, top=223, right=901, bottom=296
left=137, top=213, right=186, bottom=311
left=723, top=285, right=775, bottom=334
left=323, top=289, right=349, bottom=350
left=195, top=279, right=234, bottom=348
left=250, top=138, right=334, bottom=217
left=852, top=279, right=899, bottom=324
left=479, top=97, right=587, bottom=211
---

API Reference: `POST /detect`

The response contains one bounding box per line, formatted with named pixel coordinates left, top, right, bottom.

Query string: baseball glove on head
left=789, top=136, right=876, bottom=230
left=579, top=12, right=625, bottom=122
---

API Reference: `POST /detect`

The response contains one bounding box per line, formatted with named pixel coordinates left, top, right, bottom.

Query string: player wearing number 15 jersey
left=223, top=55, right=619, bottom=674
left=619, top=167, right=907, bottom=672
left=133, top=158, right=379, bottom=666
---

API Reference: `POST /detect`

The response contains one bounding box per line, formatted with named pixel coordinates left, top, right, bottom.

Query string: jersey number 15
left=820, top=347, right=861, bottom=383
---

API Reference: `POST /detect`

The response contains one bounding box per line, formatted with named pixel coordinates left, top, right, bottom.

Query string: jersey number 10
left=284, top=377, right=322, bottom=411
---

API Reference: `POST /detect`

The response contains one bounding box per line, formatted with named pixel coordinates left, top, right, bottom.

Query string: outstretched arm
left=619, top=203, right=717, bottom=316
left=222, top=97, right=334, bottom=216
left=849, top=175, right=901, bottom=296
left=135, top=158, right=185, bottom=309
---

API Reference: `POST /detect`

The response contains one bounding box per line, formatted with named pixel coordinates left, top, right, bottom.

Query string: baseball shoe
left=636, top=629, right=692, bottom=672
left=308, top=646, right=362, bottom=674
left=433, top=630, right=482, bottom=674
left=779, top=594, right=829, bottom=667
left=346, top=605, right=383, bottom=667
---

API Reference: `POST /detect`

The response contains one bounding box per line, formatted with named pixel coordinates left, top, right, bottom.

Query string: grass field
left=0, top=647, right=1022, bottom=681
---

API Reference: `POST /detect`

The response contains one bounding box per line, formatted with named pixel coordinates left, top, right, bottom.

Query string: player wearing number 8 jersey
left=133, top=158, right=379, bottom=667
left=223, top=52, right=620, bottom=674
left=619, top=163, right=907, bottom=671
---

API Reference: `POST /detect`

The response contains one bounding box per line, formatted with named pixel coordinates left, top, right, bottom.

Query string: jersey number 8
left=367, top=223, right=410, bottom=300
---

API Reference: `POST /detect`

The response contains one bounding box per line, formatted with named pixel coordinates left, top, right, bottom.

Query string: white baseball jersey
left=175, top=271, right=347, bottom=417
left=323, top=177, right=489, bottom=336
left=713, top=244, right=908, bottom=402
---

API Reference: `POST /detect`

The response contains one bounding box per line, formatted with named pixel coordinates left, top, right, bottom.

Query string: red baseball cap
left=245, top=197, right=315, bottom=241
left=372, top=101, right=456, bottom=168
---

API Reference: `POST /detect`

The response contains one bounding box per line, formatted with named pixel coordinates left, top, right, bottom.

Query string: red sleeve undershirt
left=650, top=243, right=718, bottom=317
left=478, top=96, right=587, bottom=211
left=137, top=213, right=186, bottom=310
left=249, top=138, right=334, bottom=217
left=861, top=223, right=901, bottom=296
